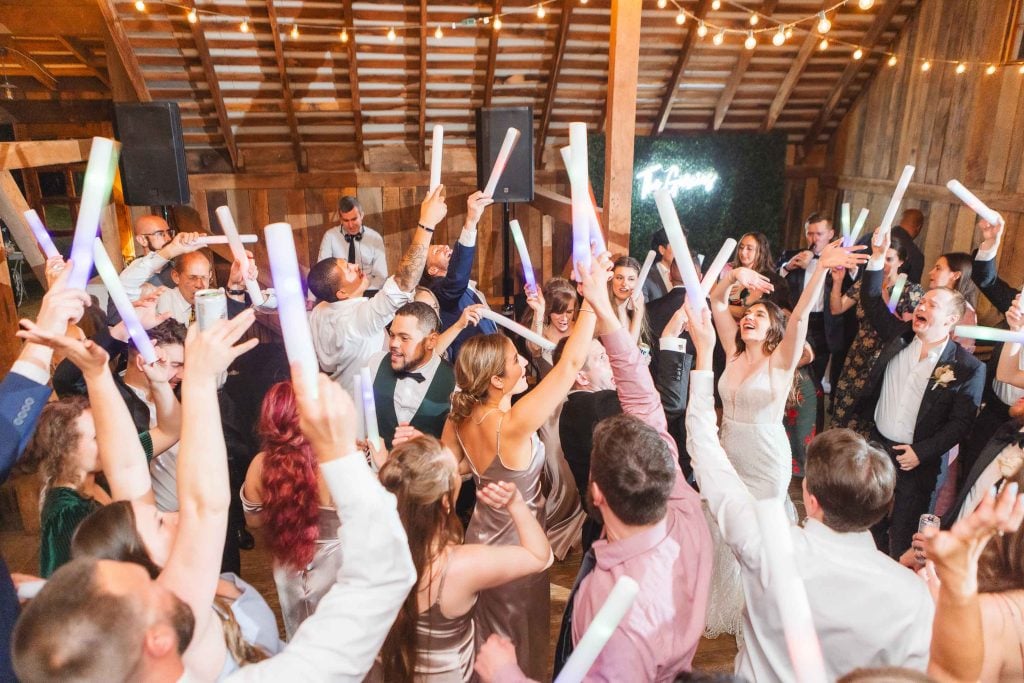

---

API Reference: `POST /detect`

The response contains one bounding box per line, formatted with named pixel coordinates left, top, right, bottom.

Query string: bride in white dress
left=702, top=237, right=866, bottom=637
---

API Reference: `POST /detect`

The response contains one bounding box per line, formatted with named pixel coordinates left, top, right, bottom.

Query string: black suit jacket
left=942, top=419, right=1021, bottom=529
left=646, top=286, right=686, bottom=341
left=971, top=254, right=1018, bottom=408
left=778, top=250, right=853, bottom=352
left=856, top=266, right=985, bottom=466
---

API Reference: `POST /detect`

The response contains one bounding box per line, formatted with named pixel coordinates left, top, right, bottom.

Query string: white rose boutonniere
left=931, top=364, right=956, bottom=390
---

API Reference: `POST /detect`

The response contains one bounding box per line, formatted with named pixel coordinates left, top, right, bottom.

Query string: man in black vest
left=369, top=301, right=456, bottom=449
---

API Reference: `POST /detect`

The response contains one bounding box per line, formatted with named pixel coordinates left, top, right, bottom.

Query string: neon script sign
left=636, top=164, right=719, bottom=200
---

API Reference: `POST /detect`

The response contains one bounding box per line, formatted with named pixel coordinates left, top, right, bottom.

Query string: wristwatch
left=226, top=287, right=246, bottom=296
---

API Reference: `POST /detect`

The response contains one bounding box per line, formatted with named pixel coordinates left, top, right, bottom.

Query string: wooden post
left=0, top=239, right=18, bottom=372
left=602, top=0, right=643, bottom=257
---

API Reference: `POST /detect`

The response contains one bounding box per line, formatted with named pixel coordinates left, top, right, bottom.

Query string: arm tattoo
left=395, top=244, right=428, bottom=291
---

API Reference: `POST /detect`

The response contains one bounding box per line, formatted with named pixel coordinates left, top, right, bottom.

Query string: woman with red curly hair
left=241, top=381, right=341, bottom=638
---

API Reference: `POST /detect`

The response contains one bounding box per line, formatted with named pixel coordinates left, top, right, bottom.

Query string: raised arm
left=860, top=229, right=910, bottom=343
left=140, top=357, right=181, bottom=456
left=996, top=304, right=1024, bottom=388
left=435, top=192, right=492, bottom=306
left=435, top=304, right=483, bottom=359
left=829, top=267, right=857, bottom=314
left=119, top=232, right=203, bottom=300
left=710, top=272, right=740, bottom=358
left=394, top=185, right=447, bottom=292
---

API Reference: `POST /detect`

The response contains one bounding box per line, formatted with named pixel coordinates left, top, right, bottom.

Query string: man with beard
left=368, top=302, right=455, bottom=450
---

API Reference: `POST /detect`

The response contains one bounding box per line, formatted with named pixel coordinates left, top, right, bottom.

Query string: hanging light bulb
left=387, top=26, right=397, bottom=41
left=817, top=12, right=831, bottom=34
left=240, top=17, right=250, bottom=33
left=818, top=37, right=829, bottom=51
left=676, top=11, right=685, bottom=25
left=483, top=16, right=489, bottom=25
left=986, top=64, right=997, bottom=75
left=494, top=16, right=502, bottom=30
left=785, top=26, right=793, bottom=39
left=341, top=28, right=349, bottom=43
left=290, top=24, right=299, bottom=39
left=711, top=0, right=721, bottom=9
left=858, top=0, right=875, bottom=8
left=134, top=0, right=145, bottom=11
left=187, top=6, right=198, bottom=23
left=537, top=4, right=546, bottom=18
left=921, top=60, right=931, bottom=71
left=434, top=25, right=443, bottom=39
left=712, top=29, right=724, bottom=45
left=657, top=0, right=667, bottom=8
left=1019, top=64, right=1024, bottom=74
left=744, top=31, right=756, bottom=50
left=697, top=20, right=708, bottom=38
left=853, top=48, right=863, bottom=60
left=772, top=27, right=785, bottom=46
left=749, top=14, right=759, bottom=26
left=580, top=0, right=588, bottom=4
left=955, top=62, right=966, bottom=74
left=888, top=55, right=897, bottom=66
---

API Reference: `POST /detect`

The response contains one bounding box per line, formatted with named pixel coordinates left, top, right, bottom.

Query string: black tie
left=344, top=231, right=363, bottom=264
left=552, top=547, right=597, bottom=677
left=394, top=370, right=426, bottom=383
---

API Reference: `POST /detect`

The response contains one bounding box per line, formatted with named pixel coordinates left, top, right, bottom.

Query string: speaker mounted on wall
left=475, top=106, right=534, bottom=203
left=114, top=101, right=190, bottom=207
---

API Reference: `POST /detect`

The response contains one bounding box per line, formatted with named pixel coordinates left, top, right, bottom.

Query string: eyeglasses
left=142, top=229, right=176, bottom=241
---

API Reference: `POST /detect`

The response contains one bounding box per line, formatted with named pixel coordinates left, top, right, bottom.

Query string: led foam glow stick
left=359, top=366, right=382, bottom=450
left=553, top=576, right=640, bottom=683
left=840, top=202, right=851, bottom=238
left=636, top=250, right=657, bottom=293
left=429, top=124, right=444, bottom=192
left=215, top=206, right=265, bottom=305
left=482, top=127, right=521, bottom=198
left=946, top=179, right=1002, bottom=225
left=701, top=238, right=738, bottom=294
left=653, top=188, right=707, bottom=313
left=24, top=210, right=60, bottom=259
left=559, top=145, right=606, bottom=256
left=887, top=273, right=908, bottom=314
left=509, top=219, right=536, bottom=290
left=874, top=164, right=915, bottom=247
left=568, top=124, right=593, bottom=273
left=353, top=373, right=366, bottom=441
left=265, top=222, right=319, bottom=398
left=849, top=208, right=870, bottom=245
left=68, top=137, right=119, bottom=289
left=479, top=308, right=556, bottom=351
left=754, top=500, right=828, bottom=683
left=195, top=234, right=258, bottom=246
left=953, top=325, right=1024, bottom=345
left=92, top=238, right=157, bottom=364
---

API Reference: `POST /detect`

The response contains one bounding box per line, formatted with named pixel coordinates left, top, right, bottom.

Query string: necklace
left=473, top=405, right=503, bottom=425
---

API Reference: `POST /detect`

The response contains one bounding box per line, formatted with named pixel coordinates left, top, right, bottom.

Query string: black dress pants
left=869, top=428, right=940, bottom=558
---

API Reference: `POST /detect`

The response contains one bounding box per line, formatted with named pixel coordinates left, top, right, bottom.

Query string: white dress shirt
left=973, top=243, right=1024, bottom=405
left=368, top=352, right=442, bottom=424
left=155, top=287, right=194, bottom=326
left=309, top=276, right=413, bottom=394
left=120, top=251, right=171, bottom=301
left=874, top=336, right=949, bottom=444
left=780, top=253, right=825, bottom=312
left=656, top=261, right=673, bottom=294
left=317, top=225, right=388, bottom=290
left=687, top=370, right=934, bottom=682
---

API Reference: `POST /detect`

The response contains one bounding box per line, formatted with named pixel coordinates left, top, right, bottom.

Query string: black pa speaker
left=475, top=106, right=534, bottom=203
left=114, top=102, right=190, bottom=207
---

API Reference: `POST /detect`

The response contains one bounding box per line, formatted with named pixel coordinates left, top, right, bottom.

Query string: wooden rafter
left=188, top=15, right=239, bottom=171
left=653, top=0, right=712, bottom=135
left=712, top=0, right=778, bottom=131
left=762, top=0, right=831, bottom=132
left=801, top=0, right=903, bottom=152
left=536, top=0, right=574, bottom=166
left=56, top=35, right=110, bottom=88
left=0, top=38, right=57, bottom=91
left=417, top=0, right=428, bottom=170
left=482, top=0, right=503, bottom=107
left=342, top=0, right=364, bottom=168
left=265, top=0, right=306, bottom=172
left=95, top=0, right=150, bottom=101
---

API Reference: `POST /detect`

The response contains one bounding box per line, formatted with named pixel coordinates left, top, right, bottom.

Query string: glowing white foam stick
left=946, top=179, right=1001, bottom=225
left=509, top=219, right=536, bottom=290
left=24, top=210, right=60, bottom=259
left=479, top=308, right=555, bottom=351
left=92, top=238, right=157, bottom=364
left=840, top=202, right=851, bottom=238
left=568, top=124, right=593, bottom=273
left=887, top=273, right=908, bottom=314
left=849, top=208, right=870, bottom=245
left=754, top=500, right=828, bottom=683
left=874, top=164, right=915, bottom=246
left=482, top=128, right=521, bottom=198
left=953, top=325, right=1024, bottom=345
left=429, top=124, right=444, bottom=192
left=265, top=222, right=319, bottom=399
left=553, top=576, right=640, bottom=683
left=68, top=137, right=119, bottom=290
left=636, top=250, right=657, bottom=294
left=195, top=234, right=258, bottom=246
left=215, top=206, right=264, bottom=305
left=359, top=366, right=382, bottom=450
left=559, top=145, right=606, bottom=256
left=701, top=238, right=737, bottom=294
left=653, top=188, right=707, bottom=313
left=353, top=373, right=367, bottom=441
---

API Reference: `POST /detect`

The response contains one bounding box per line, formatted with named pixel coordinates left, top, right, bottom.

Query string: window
left=1003, top=0, right=1024, bottom=63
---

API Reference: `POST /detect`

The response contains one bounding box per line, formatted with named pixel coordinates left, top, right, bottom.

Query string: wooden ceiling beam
left=95, top=0, right=150, bottom=101
left=762, top=0, right=831, bottom=132
left=801, top=0, right=903, bottom=152
left=55, top=35, right=110, bottom=88
left=482, top=0, right=503, bottom=107
left=417, top=0, right=428, bottom=171
left=535, top=0, right=574, bottom=167
left=188, top=15, right=239, bottom=171
left=0, top=38, right=57, bottom=91
left=265, top=0, right=306, bottom=172
left=712, top=0, right=777, bottom=131
left=653, top=0, right=711, bottom=135
left=341, top=0, right=364, bottom=169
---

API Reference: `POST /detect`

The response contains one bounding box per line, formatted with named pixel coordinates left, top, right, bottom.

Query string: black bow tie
left=344, top=231, right=363, bottom=243
left=810, top=253, right=820, bottom=260
left=395, top=370, right=425, bottom=383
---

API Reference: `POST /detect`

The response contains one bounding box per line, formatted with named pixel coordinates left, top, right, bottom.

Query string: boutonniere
left=931, top=364, right=956, bottom=390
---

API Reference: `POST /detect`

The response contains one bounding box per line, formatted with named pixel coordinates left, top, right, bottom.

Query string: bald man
left=155, top=251, right=251, bottom=325
left=118, top=215, right=206, bottom=300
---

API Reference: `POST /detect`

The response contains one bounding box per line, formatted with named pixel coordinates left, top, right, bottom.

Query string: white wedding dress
left=703, top=358, right=795, bottom=638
